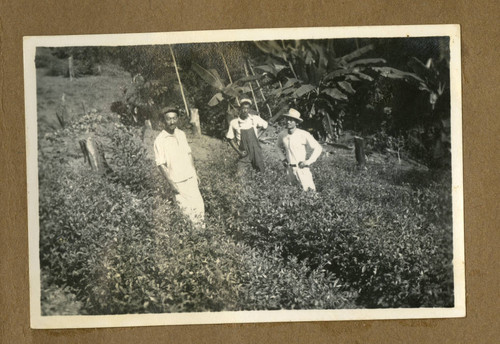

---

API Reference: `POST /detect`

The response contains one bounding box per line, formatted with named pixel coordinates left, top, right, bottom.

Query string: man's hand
left=298, top=161, right=308, bottom=169
left=282, top=159, right=289, bottom=168
left=170, top=183, right=180, bottom=194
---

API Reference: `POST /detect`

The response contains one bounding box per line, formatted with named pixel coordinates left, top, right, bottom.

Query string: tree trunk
left=68, top=56, right=75, bottom=81
left=79, top=137, right=112, bottom=174
left=354, top=136, right=366, bottom=168
left=142, top=119, right=154, bottom=142
left=324, top=112, right=335, bottom=142
left=189, top=108, right=201, bottom=137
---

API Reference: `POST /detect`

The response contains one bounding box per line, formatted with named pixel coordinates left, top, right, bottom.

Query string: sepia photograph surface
left=25, top=25, right=464, bottom=329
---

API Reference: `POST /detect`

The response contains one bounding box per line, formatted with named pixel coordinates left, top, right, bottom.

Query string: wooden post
left=189, top=108, right=202, bottom=137
left=354, top=136, right=366, bottom=169
left=169, top=45, right=190, bottom=119
left=68, top=56, right=75, bottom=81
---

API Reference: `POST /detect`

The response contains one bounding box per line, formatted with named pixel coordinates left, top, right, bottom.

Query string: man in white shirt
left=277, top=108, right=323, bottom=191
left=154, top=109, right=205, bottom=225
left=226, top=98, right=268, bottom=172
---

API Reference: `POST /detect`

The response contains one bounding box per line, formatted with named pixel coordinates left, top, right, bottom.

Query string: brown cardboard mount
left=1, top=0, right=499, bottom=343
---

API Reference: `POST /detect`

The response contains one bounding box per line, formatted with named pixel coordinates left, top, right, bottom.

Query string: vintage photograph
left=25, top=25, right=464, bottom=328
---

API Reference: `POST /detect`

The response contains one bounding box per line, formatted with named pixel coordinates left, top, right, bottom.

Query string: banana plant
left=253, top=41, right=390, bottom=107
left=251, top=40, right=393, bottom=137
left=191, top=62, right=259, bottom=106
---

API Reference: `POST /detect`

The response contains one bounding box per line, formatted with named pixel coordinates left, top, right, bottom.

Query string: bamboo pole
left=219, top=48, right=240, bottom=107
left=243, top=62, right=259, bottom=113
left=169, top=45, right=190, bottom=119
left=247, top=59, right=273, bottom=119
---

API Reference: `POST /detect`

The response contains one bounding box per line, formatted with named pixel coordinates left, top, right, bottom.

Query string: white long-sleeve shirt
left=277, top=128, right=322, bottom=165
left=154, top=128, right=195, bottom=183
left=226, top=114, right=268, bottom=145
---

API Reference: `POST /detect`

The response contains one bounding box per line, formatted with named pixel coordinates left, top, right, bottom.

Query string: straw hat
left=240, top=98, right=252, bottom=106
left=282, top=108, right=303, bottom=122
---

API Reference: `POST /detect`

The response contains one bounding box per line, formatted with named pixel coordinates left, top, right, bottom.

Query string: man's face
left=286, top=117, right=297, bottom=130
left=163, top=112, right=178, bottom=131
left=239, top=104, right=250, bottom=119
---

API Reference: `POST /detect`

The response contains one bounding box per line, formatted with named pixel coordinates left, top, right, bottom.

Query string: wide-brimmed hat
left=282, top=108, right=303, bottom=122
left=240, top=98, right=252, bottom=106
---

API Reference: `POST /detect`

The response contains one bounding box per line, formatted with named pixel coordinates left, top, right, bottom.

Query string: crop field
left=37, top=66, right=454, bottom=315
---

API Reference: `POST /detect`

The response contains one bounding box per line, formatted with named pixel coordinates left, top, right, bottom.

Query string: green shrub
left=39, top=113, right=453, bottom=314
left=230, top=153, right=454, bottom=308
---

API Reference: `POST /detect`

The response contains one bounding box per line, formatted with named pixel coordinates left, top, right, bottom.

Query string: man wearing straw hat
left=154, top=108, right=205, bottom=226
left=277, top=108, right=323, bottom=191
left=226, top=98, right=268, bottom=172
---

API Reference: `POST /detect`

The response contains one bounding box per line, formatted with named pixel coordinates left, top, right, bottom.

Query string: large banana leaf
left=306, top=41, right=328, bottom=69
left=346, top=58, right=386, bottom=68
left=282, top=87, right=296, bottom=95
left=352, top=70, right=374, bottom=81
left=222, top=85, right=241, bottom=98
left=235, top=75, right=263, bottom=83
left=345, top=75, right=361, bottom=81
left=254, top=41, right=286, bottom=59
left=408, top=57, right=435, bottom=82
left=191, top=63, right=225, bottom=90
left=340, top=44, right=374, bottom=62
left=294, top=84, right=317, bottom=98
left=283, top=77, right=300, bottom=88
left=254, top=64, right=277, bottom=75
left=338, top=81, right=356, bottom=94
left=254, top=63, right=287, bottom=76
left=322, top=87, right=348, bottom=101
left=208, top=92, right=224, bottom=106
left=372, top=67, right=425, bottom=83
left=324, top=69, right=351, bottom=81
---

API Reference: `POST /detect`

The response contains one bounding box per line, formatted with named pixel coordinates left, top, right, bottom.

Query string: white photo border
left=24, top=24, right=464, bottom=329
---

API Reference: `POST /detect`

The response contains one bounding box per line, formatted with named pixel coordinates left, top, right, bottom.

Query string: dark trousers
left=239, top=128, right=265, bottom=172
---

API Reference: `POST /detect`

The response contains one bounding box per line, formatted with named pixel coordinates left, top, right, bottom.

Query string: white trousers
left=175, top=177, right=205, bottom=225
left=287, top=166, right=316, bottom=191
